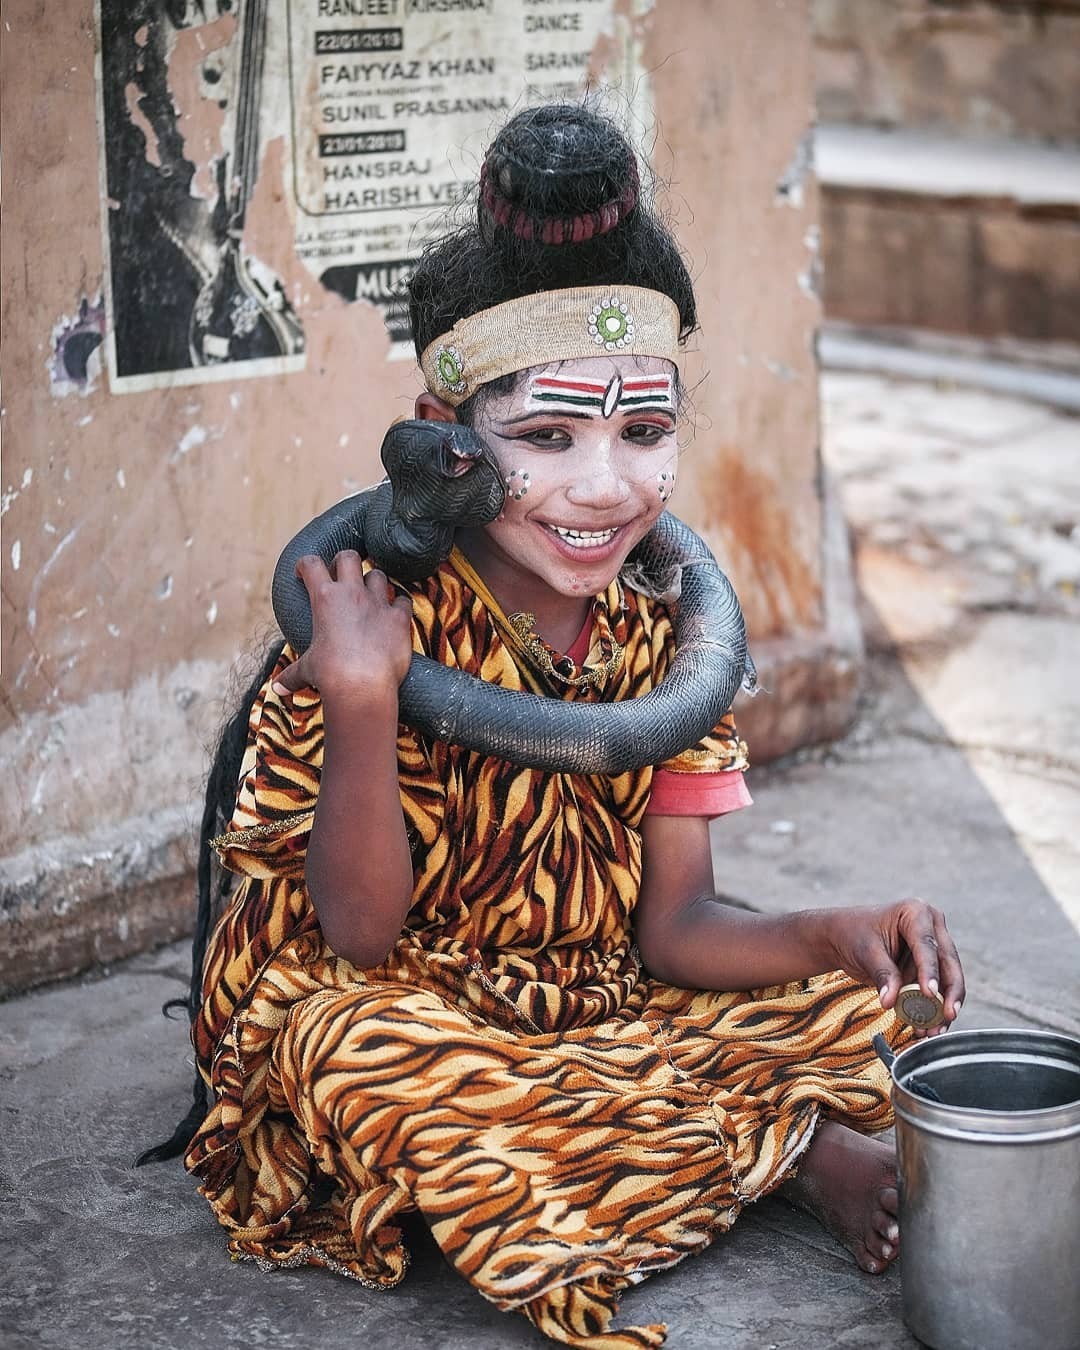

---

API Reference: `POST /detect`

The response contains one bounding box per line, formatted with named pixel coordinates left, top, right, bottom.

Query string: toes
left=867, top=1231, right=896, bottom=1262
left=873, top=1206, right=900, bottom=1248
left=879, top=1184, right=899, bottom=1217
left=866, top=1202, right=902, bottom=1269
left=858, top=1230, right=900, bottom=1273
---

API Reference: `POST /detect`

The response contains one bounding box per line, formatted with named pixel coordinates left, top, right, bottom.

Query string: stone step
left=815, top=123, right=1080, bottom=345
left=819, top=320, right=1080, bottom=412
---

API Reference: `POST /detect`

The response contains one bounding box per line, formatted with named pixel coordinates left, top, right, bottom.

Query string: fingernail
left=879, top=986, right=890, bottom=1003
left=953, top=1000, right=962, bottom=1016
left=928, top=977, right=940, bottom=996
left=272, top=681, right=288, bottom=696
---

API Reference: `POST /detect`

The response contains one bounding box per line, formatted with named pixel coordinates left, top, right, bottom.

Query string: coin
left=895, top=983, right=946, bottom=1029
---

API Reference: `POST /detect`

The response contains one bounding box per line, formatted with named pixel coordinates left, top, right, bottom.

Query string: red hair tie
left=480, top=159, right=639, bottom=246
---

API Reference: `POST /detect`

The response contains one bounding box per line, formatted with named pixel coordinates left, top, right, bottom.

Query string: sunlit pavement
left=721, top=371, right=1080, bottom=1039
left=825, top=370, right=1080, bottom=936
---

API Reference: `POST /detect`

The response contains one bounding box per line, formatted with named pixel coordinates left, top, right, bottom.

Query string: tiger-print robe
left=185, top=552, right=902, bottom=1349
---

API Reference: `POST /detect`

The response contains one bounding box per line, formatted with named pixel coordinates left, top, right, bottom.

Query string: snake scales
left=272, top=420, right=755, bottom=774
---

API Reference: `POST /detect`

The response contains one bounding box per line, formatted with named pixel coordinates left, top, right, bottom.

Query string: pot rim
left=891, top=1027, right=1080, bottom=1138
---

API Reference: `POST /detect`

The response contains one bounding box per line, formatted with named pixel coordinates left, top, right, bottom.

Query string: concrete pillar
left=0, top=0, right=855, bottom=993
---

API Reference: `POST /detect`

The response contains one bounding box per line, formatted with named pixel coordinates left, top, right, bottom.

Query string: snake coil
left=272, top=421, right=755, bottom=774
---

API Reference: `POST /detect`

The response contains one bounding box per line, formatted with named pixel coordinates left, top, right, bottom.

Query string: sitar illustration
left=188, top=0, right=305, bottom=365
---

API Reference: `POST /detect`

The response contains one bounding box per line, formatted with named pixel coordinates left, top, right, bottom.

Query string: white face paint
left=504, top=468, right=530, bottom=500
left=458, top=355, right=680, bottom=614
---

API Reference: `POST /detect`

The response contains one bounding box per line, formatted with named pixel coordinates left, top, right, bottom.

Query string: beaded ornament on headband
left=419, top=286, right=683, bottom=408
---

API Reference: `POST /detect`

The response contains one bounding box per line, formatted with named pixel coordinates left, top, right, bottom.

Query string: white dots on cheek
left=504, top=468, right=531, bottom=501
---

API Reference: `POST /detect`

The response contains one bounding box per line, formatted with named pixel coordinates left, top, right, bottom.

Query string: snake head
left=381, top=420, right=505, bottom=528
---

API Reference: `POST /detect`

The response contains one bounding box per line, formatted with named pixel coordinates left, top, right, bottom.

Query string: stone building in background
left=813, top=0, right=1080, bottom=348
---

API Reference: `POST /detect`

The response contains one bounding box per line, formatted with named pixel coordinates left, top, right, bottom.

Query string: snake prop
left=272, top=421, right=755, bottom=774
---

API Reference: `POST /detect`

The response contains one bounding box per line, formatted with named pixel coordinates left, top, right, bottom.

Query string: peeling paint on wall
left=764, top=358, right=799, bottom=382
left=26, top=525, right=84, bottom=634
left=2, top=468, right=33, bottom=517
left=798, top=224, right=822, bottom=299
left=775, top=129, right=814, bottom=208
left=171, top=424, right=208, bottom=462
left=49, top=297, right=106, bottom=396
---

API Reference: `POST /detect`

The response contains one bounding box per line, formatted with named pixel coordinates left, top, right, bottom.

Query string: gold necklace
left=448, top=547, right=627, bottom=693
left=505, top=607, right=625, bottom=692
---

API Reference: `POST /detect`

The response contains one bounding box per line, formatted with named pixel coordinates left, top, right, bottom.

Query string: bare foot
left=779, top=1120, right=900, bottom=1274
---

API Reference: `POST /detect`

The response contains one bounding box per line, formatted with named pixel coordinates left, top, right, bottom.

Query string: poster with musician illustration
left=96, top=0, right=307, bottom=392
left=95, top=0, right=649, bottom=392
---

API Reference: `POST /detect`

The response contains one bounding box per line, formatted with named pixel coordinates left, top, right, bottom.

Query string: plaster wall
left=814, top=0, right=1080, bottom=145
left=1, top=0, right=847, bottom=993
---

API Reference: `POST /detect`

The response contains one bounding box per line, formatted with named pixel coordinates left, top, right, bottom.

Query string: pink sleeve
left=645, top=768, right=753, bottom=819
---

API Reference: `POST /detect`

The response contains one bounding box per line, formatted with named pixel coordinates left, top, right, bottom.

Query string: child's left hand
left=828, top=898, right=964, bottom=1036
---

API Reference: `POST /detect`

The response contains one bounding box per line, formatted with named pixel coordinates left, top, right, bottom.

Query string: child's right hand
left=271, top=552, right=413, bottom=709
left=825, top=898, right=965, bottom=1037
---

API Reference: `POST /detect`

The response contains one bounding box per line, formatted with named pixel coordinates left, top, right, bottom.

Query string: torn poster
left=95, top=0, right=651, bottom=391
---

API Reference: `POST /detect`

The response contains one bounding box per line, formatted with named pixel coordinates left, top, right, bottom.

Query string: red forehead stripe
left=532, top=376, right=672, bottom=394
left=622, top=378, right=672, bottom=391
left=533, top=377, right=609, bottom=394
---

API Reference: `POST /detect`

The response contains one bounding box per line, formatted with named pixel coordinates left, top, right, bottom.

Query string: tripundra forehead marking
left=524, top=372, right=675, bottom=417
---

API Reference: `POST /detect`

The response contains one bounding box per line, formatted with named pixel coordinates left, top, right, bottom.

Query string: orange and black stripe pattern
left=186, top=557, right=899, bottom=1348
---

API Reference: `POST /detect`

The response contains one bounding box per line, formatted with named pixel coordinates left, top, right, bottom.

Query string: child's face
left=471, top=354, right=679, bottom=604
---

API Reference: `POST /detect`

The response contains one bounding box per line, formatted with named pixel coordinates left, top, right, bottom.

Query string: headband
left=419, top=286, right=683, bottom=408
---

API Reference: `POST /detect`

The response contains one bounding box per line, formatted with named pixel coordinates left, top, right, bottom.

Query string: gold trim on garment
left=211, top=811, right=313, bottom=850
left=663, top=740, right=750, bottom=773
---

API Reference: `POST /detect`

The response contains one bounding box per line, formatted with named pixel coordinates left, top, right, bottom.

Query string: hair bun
left=409, top=102, right=697, bottom=358
left=480, top=105, right=639, bottom=246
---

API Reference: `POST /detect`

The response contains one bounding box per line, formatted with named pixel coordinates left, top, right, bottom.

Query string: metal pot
left=889, top=1028, right=1080, bottom=1350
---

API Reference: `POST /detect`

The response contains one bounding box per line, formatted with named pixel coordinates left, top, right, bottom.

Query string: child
left=169, top=105, right=964, bottom=1349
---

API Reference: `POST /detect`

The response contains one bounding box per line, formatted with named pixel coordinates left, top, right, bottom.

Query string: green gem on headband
left=588, top=298, right=635, bottom=350
left=434, top=345, right=467, bottom=395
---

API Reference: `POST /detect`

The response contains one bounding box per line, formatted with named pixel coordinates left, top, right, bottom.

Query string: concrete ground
left=2, top=371, right=1078, bottom=1350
